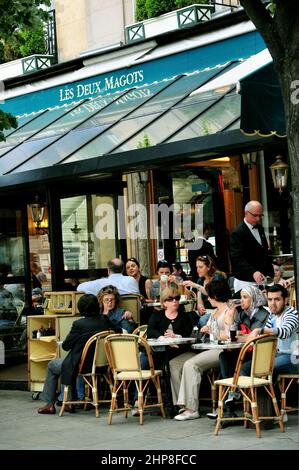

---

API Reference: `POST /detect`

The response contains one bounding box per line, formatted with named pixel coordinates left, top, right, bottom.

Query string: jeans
left=58, top=375, right=85, bottom=401
left=241, top=352, right=299, bottom=382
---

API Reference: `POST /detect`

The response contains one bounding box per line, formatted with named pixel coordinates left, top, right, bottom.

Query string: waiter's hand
left=253, top=271, right=265, bottom=284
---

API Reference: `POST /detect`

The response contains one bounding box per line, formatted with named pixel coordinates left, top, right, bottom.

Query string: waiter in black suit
left=230, top=200, right=274, bottom=294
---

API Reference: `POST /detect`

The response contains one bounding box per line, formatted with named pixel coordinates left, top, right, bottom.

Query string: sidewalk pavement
left=0, top=390, right=298, bottom=451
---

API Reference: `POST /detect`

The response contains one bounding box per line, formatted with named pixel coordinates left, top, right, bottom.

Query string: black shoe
left=221, top=411, right=241, bottom=428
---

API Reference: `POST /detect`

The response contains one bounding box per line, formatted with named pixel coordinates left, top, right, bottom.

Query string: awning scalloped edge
left=240, top=128, right=286, bottom=138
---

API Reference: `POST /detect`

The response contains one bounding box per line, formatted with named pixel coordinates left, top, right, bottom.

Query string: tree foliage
left=0, top=21, right=46, bottom=62
left=0, top=1, right=50, bottom=140
left=0, top=0, right=50, bottom=41
left=136, top=0, right=207, bottom=22
left=0, top=110, right=17, bottom=142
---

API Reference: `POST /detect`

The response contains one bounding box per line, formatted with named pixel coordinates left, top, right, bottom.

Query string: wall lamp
left=242, top=152, right=257, bottom=170
left=270, top=155, right=289, bottom=193
left=30, top=196, right=49, bottom=235
left=138, top=170, right=149, bottom=187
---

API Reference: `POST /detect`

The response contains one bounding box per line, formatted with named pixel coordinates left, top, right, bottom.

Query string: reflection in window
left=0, top=208, right=25, bottom=276
left=61, top=194, right=117, bottom=270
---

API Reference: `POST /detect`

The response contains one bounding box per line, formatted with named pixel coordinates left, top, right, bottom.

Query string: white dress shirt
left=77, top=273, right=139, bottom=296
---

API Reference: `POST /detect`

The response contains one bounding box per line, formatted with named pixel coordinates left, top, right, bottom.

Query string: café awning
left=0, top=49, right=285, bottom=188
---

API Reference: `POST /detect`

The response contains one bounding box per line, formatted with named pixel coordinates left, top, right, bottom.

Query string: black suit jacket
left=60, top=315, right=121, bottom=385
left=230, top=221, right=274, bottom=282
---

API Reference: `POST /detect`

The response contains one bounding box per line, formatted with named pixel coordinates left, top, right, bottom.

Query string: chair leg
left=155, top=376, right=166, bottom=418
left=59, top=385, right=69, bottom=416
left=123, top=382, right=129, bottom=418
left=250, top=387, right=261, bottom=438
left=108, top=381, right=118, bottom=424
left=269, top=383, right=284, bottom=432
left=214, top=385, right=223, bottom=435
left=92, top=375, right=99, bottom=418
left=138, top=381, right=144, bottom=425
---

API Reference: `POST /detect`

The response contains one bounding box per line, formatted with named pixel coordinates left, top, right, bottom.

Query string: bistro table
left=147, top=336, right=196, bottom=417
left=192, top=341, right=243, bottom=351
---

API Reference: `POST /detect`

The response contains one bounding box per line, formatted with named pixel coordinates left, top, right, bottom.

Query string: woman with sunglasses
left=97, top=285, right=137, bottom=333
left=125, top=258, right=152, bottom=300
left=147, top=286, right=193, bottom=361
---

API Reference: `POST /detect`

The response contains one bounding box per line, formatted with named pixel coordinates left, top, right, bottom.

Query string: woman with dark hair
left=172, top=278, right=235, bottom=421
left=182, top=255, right=226, bottom=325
left=150, top=260, right=179, bottom=301
left=125, top=257, right=152, bottom=299
left=97, top=285, right=137, bottom=333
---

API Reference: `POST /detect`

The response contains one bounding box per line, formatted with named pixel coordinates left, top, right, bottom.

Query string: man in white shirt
left=230, top=200, right=274, bottom=294
left=77, top=258, right=139, bottom=296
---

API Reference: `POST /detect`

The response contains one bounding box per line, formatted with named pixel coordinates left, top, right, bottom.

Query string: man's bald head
left=244, top=200, right=264, bottom=226
left=107, top=258, right=124, bottom=274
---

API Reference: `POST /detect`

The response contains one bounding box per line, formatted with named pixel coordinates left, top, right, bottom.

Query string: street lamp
left=270, top=155, right=289, bottom=193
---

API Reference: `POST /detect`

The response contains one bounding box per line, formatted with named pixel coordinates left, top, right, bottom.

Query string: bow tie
left=252, top=226, right=259, bottom=230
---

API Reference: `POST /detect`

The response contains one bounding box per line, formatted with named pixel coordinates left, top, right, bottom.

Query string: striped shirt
left=265, top=305, right=298, bottom=353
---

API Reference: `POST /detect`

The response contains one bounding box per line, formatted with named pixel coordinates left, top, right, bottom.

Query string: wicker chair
left=132, top=324, right=148, bottom=338
left=104, top=333, right=165, bottom=425
left=214, top=334, right=284, bottom=438
left=278, top=373, right=299, bottom=417
left=119, top=294, right=144, bottom=324
left=59, top=330, right=112, bottom=417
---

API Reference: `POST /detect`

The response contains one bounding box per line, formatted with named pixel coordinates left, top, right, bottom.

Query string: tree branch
left=240, top=0, right=284, bottom=62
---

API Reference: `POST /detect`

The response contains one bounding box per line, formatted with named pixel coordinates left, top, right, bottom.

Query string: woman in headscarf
left=206, top=285, right=270, bottom=417
left=218, top=285, right=269, bottom=380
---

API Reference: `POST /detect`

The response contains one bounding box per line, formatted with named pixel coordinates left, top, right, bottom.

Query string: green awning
left=240, top=62, right=286, bottom=137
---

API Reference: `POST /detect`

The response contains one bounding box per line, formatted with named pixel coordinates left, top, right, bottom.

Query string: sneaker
left=224, top=391, right=241, bottom=405
left=174, top=410, right=200, bottom=421
left=131, top=401, right=140, bottom=417
left=206, top=411, right=218, bottom=420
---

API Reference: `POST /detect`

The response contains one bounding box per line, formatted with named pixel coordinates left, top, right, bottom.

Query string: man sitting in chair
left=243, top=284, right=298, bottom=380
left=37, top=294, right=122, bottom=415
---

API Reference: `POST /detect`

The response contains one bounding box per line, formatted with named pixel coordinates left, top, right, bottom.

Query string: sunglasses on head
left=164, top=295, right=180, bottom=302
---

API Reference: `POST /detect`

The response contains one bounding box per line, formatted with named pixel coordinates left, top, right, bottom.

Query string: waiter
left=230, top=200, right=274, bottom=294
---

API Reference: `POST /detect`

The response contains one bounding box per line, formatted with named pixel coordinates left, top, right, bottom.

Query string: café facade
left=0, top=13, right=290, bottom=322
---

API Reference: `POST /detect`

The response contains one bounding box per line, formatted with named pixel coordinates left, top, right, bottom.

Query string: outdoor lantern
left=270, top=155, right=289, bottom=193
left=30, top=196, right=48, bottom=235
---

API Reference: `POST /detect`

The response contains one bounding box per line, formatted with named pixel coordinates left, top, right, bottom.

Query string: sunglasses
left=164, top=295, right=180, bottom=302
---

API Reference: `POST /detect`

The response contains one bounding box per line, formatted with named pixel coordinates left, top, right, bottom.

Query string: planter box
left=22, top=54, right=55, bottom=75
left=125, top=4, right=214, bottom=44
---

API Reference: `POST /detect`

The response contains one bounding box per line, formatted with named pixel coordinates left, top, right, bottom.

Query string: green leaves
left=0, top=110, right=18, bottom=142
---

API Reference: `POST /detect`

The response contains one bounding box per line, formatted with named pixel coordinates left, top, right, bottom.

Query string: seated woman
left=150, top=260, right=179, bottom=301
left=217, top=284, right=269, bottom=408
left=144, top=286, right=194, bottom=370
left=97, top=285, right=137, bottom=333
left=182, top=255, right=226, bottom=326
left=172, top=278, right=235, bottom=421
left=131, top=285, right=194, bottom=416
left=125, top=257, right=152, bottom=300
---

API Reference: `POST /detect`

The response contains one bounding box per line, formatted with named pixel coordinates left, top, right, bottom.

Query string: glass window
left=167, top=92, right=241, bottom=142
left=61, top=194, right=117, bottom=270
left=0, top=208, right=26, bottom=277
left=113, top=95, right=218, bottom=152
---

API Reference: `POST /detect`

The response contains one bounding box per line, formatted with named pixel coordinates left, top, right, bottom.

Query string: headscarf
left=241, top=285, right=267, bottom=317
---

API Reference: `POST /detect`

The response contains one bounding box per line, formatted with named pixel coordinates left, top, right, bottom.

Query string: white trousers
left=169, top=349, right=221, bottom=412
